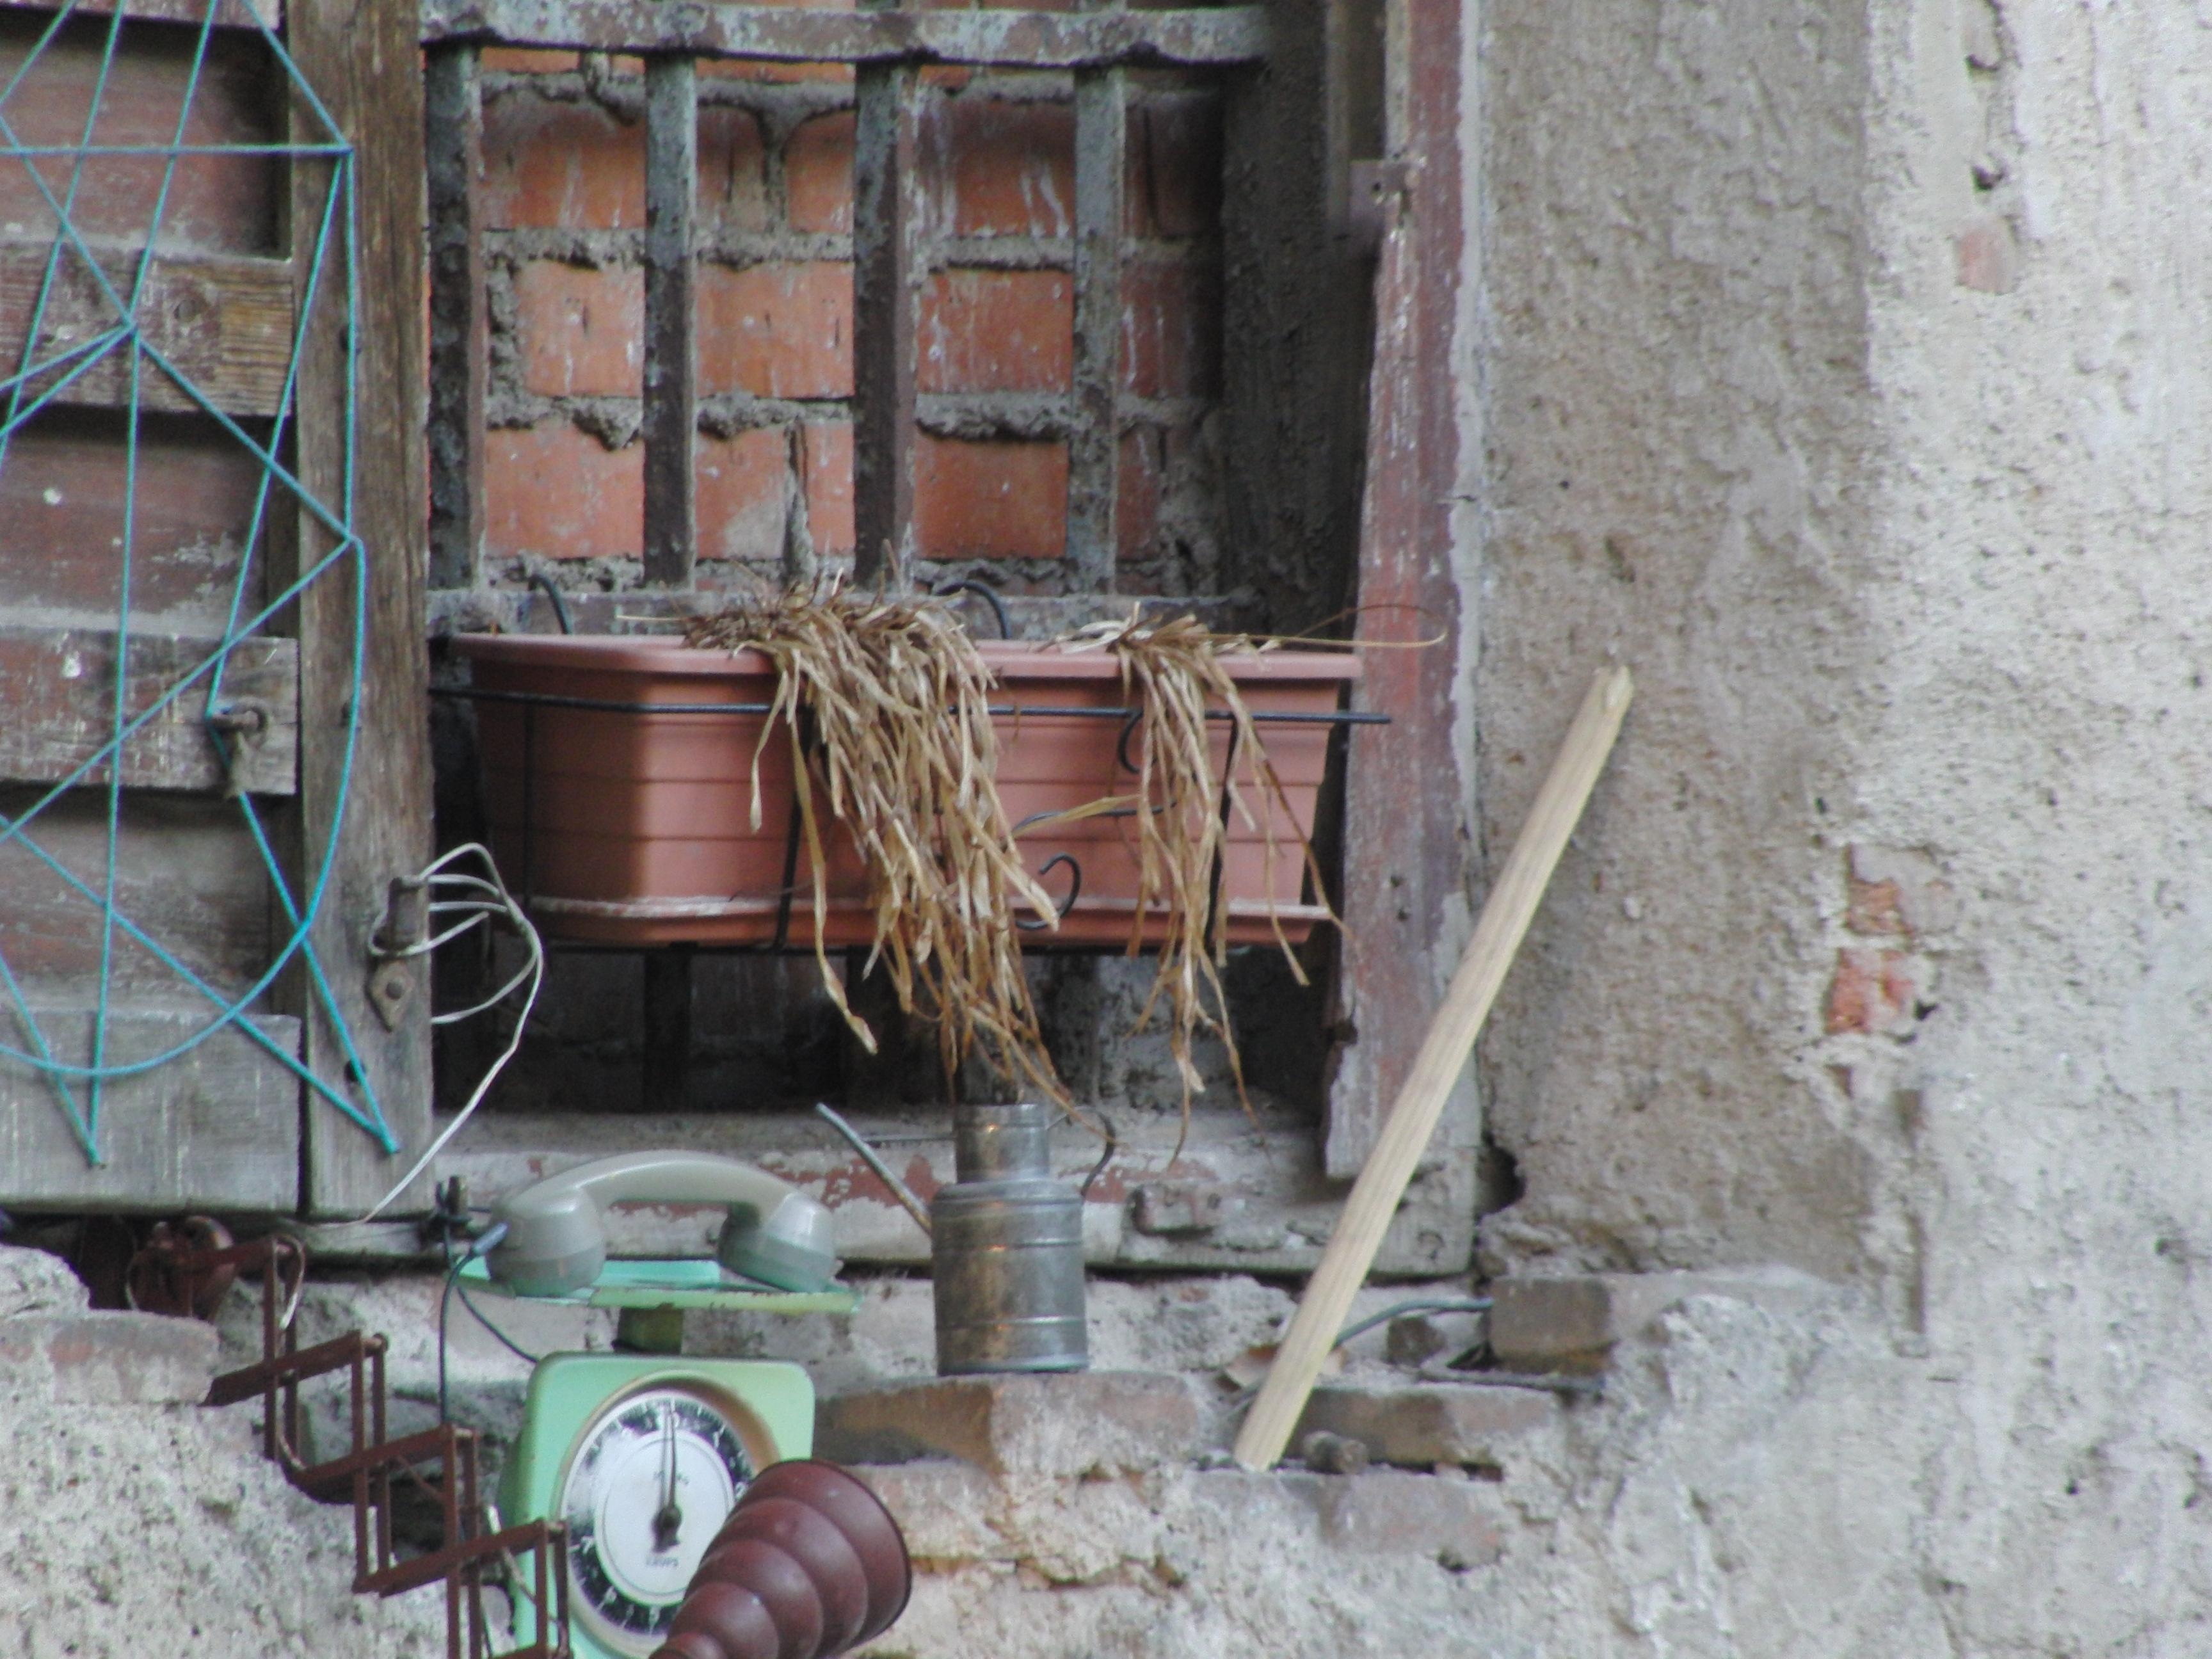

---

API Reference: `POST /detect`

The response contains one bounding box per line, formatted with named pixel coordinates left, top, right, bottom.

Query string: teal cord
left=0, top=3, right=397, bottom=1160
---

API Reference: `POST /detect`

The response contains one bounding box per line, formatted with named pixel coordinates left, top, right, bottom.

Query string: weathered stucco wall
left=1471, top=0, right=2212, bottom=1649
left=1475, top=0, right=1879, bottom=1277
left=0, top=1247, right=444, bottom=1659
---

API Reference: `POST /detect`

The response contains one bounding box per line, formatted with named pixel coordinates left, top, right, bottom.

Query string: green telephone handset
left=485, top=1149, right=841, bottom=1298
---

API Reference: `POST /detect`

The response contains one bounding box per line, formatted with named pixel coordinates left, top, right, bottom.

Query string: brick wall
left=431, top=17, right=1361, bottom=1133
left=474, top=40, right=1226, bottom=597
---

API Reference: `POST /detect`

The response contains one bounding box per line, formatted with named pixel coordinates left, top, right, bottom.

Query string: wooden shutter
left=0, top=0, right=430, bottom=1217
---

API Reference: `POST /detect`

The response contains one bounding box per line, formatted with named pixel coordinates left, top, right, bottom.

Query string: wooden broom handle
left=1231, top=665, right=1634, bottom=1470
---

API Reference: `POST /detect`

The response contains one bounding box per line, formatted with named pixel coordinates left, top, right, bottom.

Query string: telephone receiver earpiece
left=486, top=1150, right=840, bottom=1297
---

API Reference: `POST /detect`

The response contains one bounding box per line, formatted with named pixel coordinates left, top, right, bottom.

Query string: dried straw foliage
left=682, top=582, right=1066, bottom=1105
left=1057, top=612, right=1337, bottom=1138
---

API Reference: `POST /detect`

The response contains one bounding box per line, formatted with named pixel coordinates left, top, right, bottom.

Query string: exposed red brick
left=1118, top=427, right=1160, bottom=559
left=696, top=428, right=792, bottom=562
left=483, top=95, right=645, bottom=230
left=916, top=435, right=1067, bottom=558
left=700, top=106, right=771, bottom=233
left=707, top=60, right=856, bottom=86
left=487, top=423, right=643, bottom=560
left=482, top=95, right=762, bottom=232
left=480, top=47, right=578, bottom=73
left=1121, top=256, right=1219, bottom=397
left=698, top=260, right=854, bottom=399
left=1964, top=218, right=2017, bottom=296
left=1131, top=92, right=1224, bottom=238
left=801, top=421, right=855, bottom=556
left=815, top=1372, right=1201, bottom=1479
left=489, top=424, right=811, bottom=563
left=514, top=262, right=641, bottom=397
left=0, top=1312, right=218, bottom=1404
left=1825, top=947, right=1918, bottom=1037
left=1847, top=846, right=1959, bottom=936
left=1845, top=876, right=1906, bottom=937
left=785, top=110, right=856, bottom=234
left=934, top=97, right=1074, bottom=238
left=1955, top=217, right=2019, bottom=294
left=920, top=269, right=1073, bottom=393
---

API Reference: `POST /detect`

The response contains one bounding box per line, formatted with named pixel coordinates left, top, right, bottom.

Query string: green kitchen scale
left=464, top=1153, right=862, bottom=1659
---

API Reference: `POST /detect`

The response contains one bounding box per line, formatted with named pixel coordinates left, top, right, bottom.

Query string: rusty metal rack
left=419, top=1, right=1271, bottom=593
left=180, top=1233, right=571, bottom=1659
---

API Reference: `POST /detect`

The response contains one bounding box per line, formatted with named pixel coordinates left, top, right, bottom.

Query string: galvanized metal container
left=931, top=1102, right=1089, bottom=1375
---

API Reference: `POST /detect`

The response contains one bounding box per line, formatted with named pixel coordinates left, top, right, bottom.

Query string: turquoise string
left=0, top=0, right=397, bottom=1158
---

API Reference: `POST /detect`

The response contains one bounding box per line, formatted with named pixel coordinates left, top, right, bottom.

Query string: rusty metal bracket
left=125, top=1215, right=239, bottom=1318
left=205, top=696, right=275, bottom=799
left=193, top=1233, right=571, bottom=1659
left=369, top=876, right=431, bottom=1031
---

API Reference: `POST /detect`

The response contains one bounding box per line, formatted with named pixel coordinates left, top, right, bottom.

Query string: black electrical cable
left=1078, top=1109, right=1118, bottom=1202
left=1332, top=1296, right=1492, bottom=1352
left=438, top=1237, right=456, bottom=1424
left=454, top=1271, right=545, bottom=1367
left=437, top=1221, right=534, bottom=1423
left=526, top=570, right=575, bottom=635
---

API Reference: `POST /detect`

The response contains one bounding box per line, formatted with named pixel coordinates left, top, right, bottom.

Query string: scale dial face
left=559, top=1382, right=759, bottom=1655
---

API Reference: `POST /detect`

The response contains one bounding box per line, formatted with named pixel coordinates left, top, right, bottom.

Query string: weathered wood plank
left=0, top=14, right=284, bottom=256
left=1322, top=0, right=1473, bottom=1182
left=0, top=1009, right=300, bottom=1211
left=424, top=42, right=485, bottom=590
left=421, top=0, right=1269, bottom=69
left=0, top=787, right=278, bottom=993
left=0, top=625, right=295, bottom=794
left=640, top=53, right=696, bottom=589
left=285, top=0, right=432, bottom=1217
left=851, top=49, right=918, bottom=590
left=0, top=0, right=280, bottom=31
left=0, top=412, right=268, bottom=629
left=0, top=246, right=294, bottom=419
left=1067, top=52, right=1122, bottom=586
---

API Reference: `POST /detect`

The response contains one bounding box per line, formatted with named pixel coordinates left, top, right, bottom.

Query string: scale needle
left=651, top=1402, right=682, bottom=1552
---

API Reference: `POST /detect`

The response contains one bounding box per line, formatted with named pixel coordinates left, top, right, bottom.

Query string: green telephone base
left=458, top=1254, right=860, bottom=1315
left=500, top=1352, right=817, bottom=1659
left=473, top=1261, right=849, bottom=1659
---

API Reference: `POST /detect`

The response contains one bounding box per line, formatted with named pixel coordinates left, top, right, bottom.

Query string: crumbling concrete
left=0, top=1246, right=445, bottom=1659
left=1486, top=1269, right=1829, bottom=1375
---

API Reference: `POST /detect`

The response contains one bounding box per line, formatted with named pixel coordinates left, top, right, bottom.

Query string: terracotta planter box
left=453, top=636, right=1359, bottom=950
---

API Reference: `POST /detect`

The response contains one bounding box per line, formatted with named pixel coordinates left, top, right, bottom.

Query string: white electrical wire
left=354, top=842, right=545, bottom=1225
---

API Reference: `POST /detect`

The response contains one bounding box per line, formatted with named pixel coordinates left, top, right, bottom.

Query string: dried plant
left=1055, top=612, right=1338, bottom=1142
left=683, top=581, right=1066, bottom=1105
